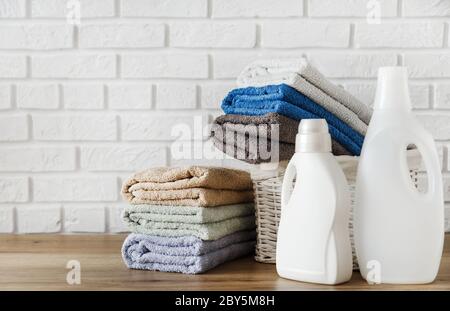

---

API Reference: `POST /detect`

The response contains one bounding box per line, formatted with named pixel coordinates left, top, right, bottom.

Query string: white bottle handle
left=405, top=135, right=440, bottom=201
left=281, top=156, right=297, bottom=210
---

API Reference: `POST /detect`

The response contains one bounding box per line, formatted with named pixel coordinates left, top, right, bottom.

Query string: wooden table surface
left=0, top=234, right=449, bottom=291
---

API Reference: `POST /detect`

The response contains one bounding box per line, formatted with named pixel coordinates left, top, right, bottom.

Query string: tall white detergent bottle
left=354, top=66, right=444, bottom=284
left=276, top=119, right=352, bottom=285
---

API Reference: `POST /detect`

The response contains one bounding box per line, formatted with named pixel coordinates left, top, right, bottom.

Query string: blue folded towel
left=122, top=231, right=256, bottom=274
left=221, top=84, right=364, bottom=155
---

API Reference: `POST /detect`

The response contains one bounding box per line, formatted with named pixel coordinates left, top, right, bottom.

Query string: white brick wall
left=31, top=0, right=115, bottom=18
left=436, top=84, right=450, bottom=109
left=308, top=0, right=397, bottom=16
left=156, top=83, right=197, bottom=109
left=261, top=21, right=350, bottom=48
left=16, top=205, right=61, bottom=233
left=0, top=177, right=28, bottom=202
left=0, top=84, right=11, bottom=109
left=63, top=83, right=104, bottom=110
left=80, top=145, right=167, bottom=171
left=108, top=83, right=152, bottom=110
left=170, top=22, right=256, bottom=48
left=32, top=54, right=117, bottom=78
left=33, top=114, right=117, bottom=141
left=0, top=0, right=26, bottom=18
left=0, top=0, right=449, bottom=233
left=212, top=0, right=303, bottom=18
left=64, top=204, right=105, bottom=232
left=0, top=115, right=28, bottom=140
left=354, top=22, right=445, bottom=48
left=33, top=176, right=117, bottom=202
left=121, top=0, right=207, bottom=18
left=79, top=23, right=165, bottom=48
left=403, top=0, right=450, bottom=17
left=121, top=54, right=208, bottom=78
left=0, top=24, right=74, bottom=50
left=0, top=55, right=27, bottom=77
left=17, top=84, right=60, bottom=109
left=0, top=147, right=76, bottom=171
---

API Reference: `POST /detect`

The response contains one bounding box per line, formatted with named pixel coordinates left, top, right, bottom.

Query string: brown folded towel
left=214, top=113, right=297, bottom=144
left=122, top=166, right=254, bottom=207
left=211, top=113, right=351, bottom=164
left=126, top=188, right=254, bottom=207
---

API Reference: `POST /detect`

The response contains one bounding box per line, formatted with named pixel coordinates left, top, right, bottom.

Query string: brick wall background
left=0, top=0, right=449, bottom=233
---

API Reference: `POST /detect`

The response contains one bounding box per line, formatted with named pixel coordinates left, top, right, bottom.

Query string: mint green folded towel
left=122, top=203, right=256, bottom=240
left=123, top=203, right=254, bottom=224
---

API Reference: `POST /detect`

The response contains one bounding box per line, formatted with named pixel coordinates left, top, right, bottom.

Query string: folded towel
left=124, top=213, right=256, bottom=240
left=215, top=113, right=296, bottom=144
left=124, top=188, right=254, bottom=207
left=122, top=166, right=254, bottom=206
left=237, top=58, right=372, bottom=125
left=123, top=203, right=254, bottom=224
left=211, top=113, right=351, bottom=163
left=123, top=230, right=256, bottom=256
left=123, top=166, right=253, bottom=192
left=221, top=84, right=364, bottom=155
left=211, top=133, right=295, bottom=164
left=122, top=231, right=256, bottom=274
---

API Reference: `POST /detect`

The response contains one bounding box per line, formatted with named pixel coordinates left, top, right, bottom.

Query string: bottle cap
left=295, top=119, right=332, bottom=153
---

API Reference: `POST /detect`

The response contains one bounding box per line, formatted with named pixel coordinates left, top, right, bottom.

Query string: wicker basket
left=251, top=150, right=422, bottom=270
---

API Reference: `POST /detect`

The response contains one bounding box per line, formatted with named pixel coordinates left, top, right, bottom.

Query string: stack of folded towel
left=121, top=166, right=256, bottom=274
left=211, top=58, right=373, bottom=163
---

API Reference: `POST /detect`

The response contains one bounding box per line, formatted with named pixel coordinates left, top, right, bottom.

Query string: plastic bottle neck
left=295, top=119, right=332, bottom=153
left=373, top=66, right=412, bottom=112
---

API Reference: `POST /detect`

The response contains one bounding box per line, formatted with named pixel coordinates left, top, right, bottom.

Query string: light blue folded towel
left=221, top=84, right=364, bottom=155
left=122, top=231, right=256, bottom=274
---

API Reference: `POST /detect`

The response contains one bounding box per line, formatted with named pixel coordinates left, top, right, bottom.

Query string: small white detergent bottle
left=354, top=66, right=444, bottom=284
left=276, top=119, right=353, bottom=285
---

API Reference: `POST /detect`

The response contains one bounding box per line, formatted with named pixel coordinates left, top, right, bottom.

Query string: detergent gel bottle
left=276, top=119, right=353, bottom=285
left=354, top=66, right=444, bottom=284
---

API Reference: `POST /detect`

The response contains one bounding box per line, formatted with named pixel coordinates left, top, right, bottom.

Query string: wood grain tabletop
left=0, top=234, right=448, bottom=291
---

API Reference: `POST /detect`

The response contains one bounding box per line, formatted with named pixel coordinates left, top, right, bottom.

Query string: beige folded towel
left=122, top=166, right=254, bottom=207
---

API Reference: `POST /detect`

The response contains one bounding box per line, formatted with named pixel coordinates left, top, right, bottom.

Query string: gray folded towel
left=211, top=113, right=351, bottom=164
left=211, top=133, right=295, bottom=164
left=237, top=58, right=372, bottom=128
left=122, top=231, right=256, bottom=274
